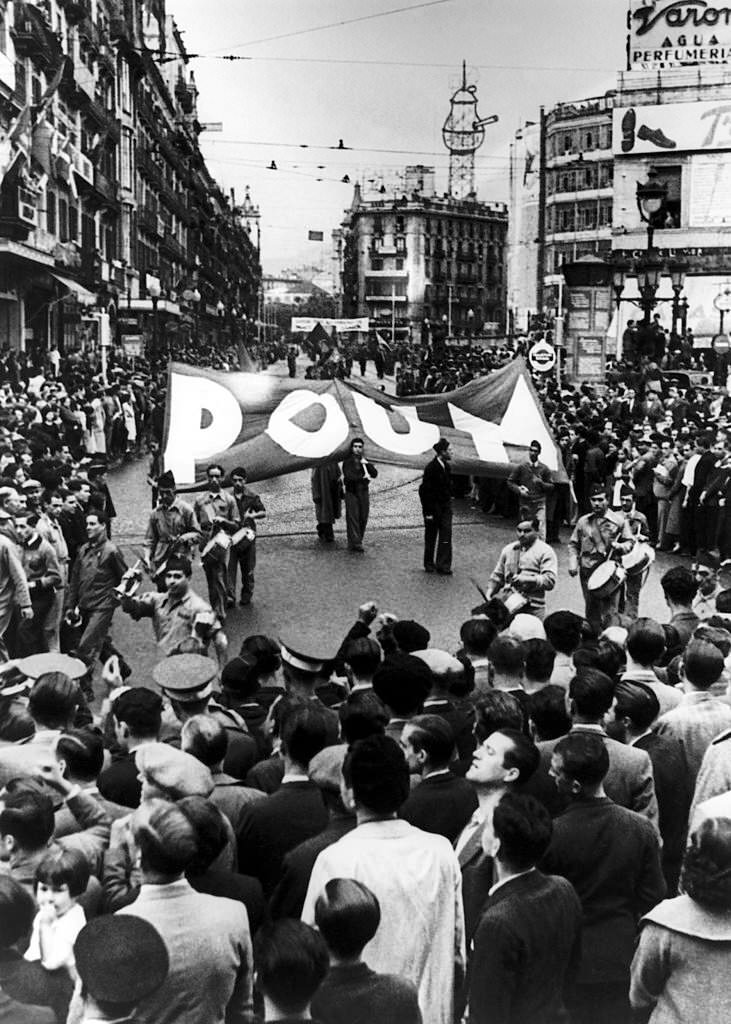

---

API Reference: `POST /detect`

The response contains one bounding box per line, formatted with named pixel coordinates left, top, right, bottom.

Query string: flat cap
left=505, top=613, right=547, bottom=641
left=152, top=654, right=218, bottom=702
left=412, top=648, right=463, bottom=675
left=17, top=652, right=87, bottom=681
left=135, top=742, right=214, bottom=798
left=75, top=915, right=169, bottom=1003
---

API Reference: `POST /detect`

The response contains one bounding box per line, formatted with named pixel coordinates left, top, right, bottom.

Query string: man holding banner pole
left=419, top=439, right=454, bottom=575
left=341, top=438, right=378, bottom=553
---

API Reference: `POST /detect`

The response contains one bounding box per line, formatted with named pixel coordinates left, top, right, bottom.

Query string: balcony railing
left=93, top=167, right=120, bottom=207
left=138, top=204, right=158, bottom=235
left=12, top=1, right=62, bottom=68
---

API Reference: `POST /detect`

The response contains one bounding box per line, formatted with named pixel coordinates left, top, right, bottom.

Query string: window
left=395, top=236, right=406, bottom=254
left=0, top=9, right=7, bottom=54
left=396, top=257, right=404, bottom=270
left=46, top=189, right=56, bottom=235
left=599, top=201, right=612, bottom=227
left=371, top=257, right=383, bottom=270
left=655, top=166, right=682, bottom=227
left=59, top=197, right=69, bottom=242
left=585, top=132, right=593, bottom=149
left=68, top=204, right=78, bottom=242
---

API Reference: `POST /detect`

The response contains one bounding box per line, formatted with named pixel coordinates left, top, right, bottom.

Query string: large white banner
left=628, top=0, right=731, bottom=69
left=613, top=99, right=731, bottom=154
left=291, top=316, right=369, bottom=333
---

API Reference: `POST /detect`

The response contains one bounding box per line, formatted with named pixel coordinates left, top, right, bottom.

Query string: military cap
left=17, top=652, right=87, bottom=681
left=135, top=742, right=214, bottom=798
left=0, top=660, right=31, bottom=698
left=21, top=479, right=42, bottom=491
left=280, top=638, right=331, bottom=675
left=75, top=915, right=169, bottom=1004
left=152, top=654, right=218, bottom=702
left=589, top=483, right=607, bottom=497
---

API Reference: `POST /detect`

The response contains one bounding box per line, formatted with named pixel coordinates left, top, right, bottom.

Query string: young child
left=25, top=848, right=88, bottom=980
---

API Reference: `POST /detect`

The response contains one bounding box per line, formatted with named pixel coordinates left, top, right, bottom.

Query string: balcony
left=137, top=147, right=162, bottom=188
left=97, top=43, right=116, bottom=77
left=80, top=92, right=119, bottom=136
left=12, top=2, right=62, bottom=69
left=79, top=16, right=101, bottom=51
left=93, top=167, right=120, bottom=209
left=0, top=184, right=38, bottom=241
left=138, top=204, right=158, bottom=235
left=364, top=268, right=408, bottom=277
left=160, top=232, right=186, bottom=261
left=175, top=76, right=196, bottom=115
left=58, top=0, right=91, bottom=25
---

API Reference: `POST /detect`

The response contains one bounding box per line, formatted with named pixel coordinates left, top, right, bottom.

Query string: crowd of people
left=1, top=332, right=731, bottom=1023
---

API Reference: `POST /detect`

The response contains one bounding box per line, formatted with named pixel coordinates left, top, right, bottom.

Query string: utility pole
left=391, top=283, right=396, bottom=345
left=447, top=283, right=454, bottom=338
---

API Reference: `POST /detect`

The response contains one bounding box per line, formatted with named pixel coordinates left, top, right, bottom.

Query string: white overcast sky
left=170, top=0, right=628, bottom=272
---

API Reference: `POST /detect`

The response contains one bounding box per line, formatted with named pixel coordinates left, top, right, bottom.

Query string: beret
left=135, top=742, right=214, bottom=798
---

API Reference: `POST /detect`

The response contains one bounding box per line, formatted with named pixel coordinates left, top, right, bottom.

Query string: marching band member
left=193, top=463, right=239, bottom=619
left=568, top=484, right=634, bottom=634
left=507, top=440, right=555, bottom=540
left=484, top=517, right=558, bottom=620
left=143, top=470, right=201, bottom=592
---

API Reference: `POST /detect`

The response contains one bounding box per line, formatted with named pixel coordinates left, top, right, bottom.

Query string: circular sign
left=528, top=341, right=557, bottom=373
left=713, top=333, right=731, bottom=353
left=714, top=290, right=731, bottom=313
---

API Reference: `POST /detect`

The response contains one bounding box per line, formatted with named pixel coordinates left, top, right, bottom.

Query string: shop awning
left=50, top=271, right=97, bottom=307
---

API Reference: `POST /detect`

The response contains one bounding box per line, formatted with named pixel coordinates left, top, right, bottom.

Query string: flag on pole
left=307, top=230, right=324, bottom=241
left=35, top=60, right=68, bottom=124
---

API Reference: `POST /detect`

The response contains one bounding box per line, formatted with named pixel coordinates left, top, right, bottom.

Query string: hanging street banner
left=628, top=1, right=731, bottom=70
left=614, top=98, right=731, bottom=154
left=291, top=316, right=369, bottom=333
left=163, top=358, right=568, bottom=486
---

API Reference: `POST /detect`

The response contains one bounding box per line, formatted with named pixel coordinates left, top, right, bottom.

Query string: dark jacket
left=468, top=871, right=582, bottom=1024
left=634, top=730, right=691, bottom=894
left=0, top=951, right=65, bottom=1023
left=269, top=813, right=356, bottom=920
left=97, top=750, right=142, bottom=808
left=312, top=961, right=422, bottom=1024
left=541, top=797, right=666, bottom=986
left=418, top=456, right=452, bottom=516
left=237, top=780, right=328, bottom=897
left=399, top=771, right=478, bottom=844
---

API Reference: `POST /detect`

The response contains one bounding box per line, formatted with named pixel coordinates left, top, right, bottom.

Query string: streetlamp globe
left=636, top=167, right=668, bottom=224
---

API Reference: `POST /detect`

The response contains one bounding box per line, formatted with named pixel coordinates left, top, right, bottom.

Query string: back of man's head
left=544, top=610, right=583, bottom=656
left=488, top=635, right=525, bottom=679
left=0, top=875, right=36, bottom=949
left=459, top=617, right=498, bottom=656
left=28, top=673, right=79, bottom=729
left=555, top=732, right=610, bottom=790
left=112, top=688, right=163, bottom=740
left=343, top=734, right=410, bottom=815
left=131, top=799, right=198, bottom=878
left=344, top=637, right=382, bottom=679
left=0, top=781, right=55, bottom=852
left=614, top=681, right=661, bottom=733
left=474, top=691, right=524, bottom=742
left=683, top=639, right=725, bottom=691
left=694, top=623, right=731, bottom=659
left=280, top=702, right=333, bottom=769
left=627, top=618, right=666, bottom=667
left=391, top=620, right=430, bottom=653
left=492, top=793, right=553, bottom=871
left=527, top=685, right=571, bottom=742
left=254, top=920, right=328, bottom=1017
left=314, top=878, right=380, bottom=961
left=180, top=715, right=228, bottom=769
left=407, top=714, right=455, bottom=770
left=372, top=653, right=433, bottom=717
left=177, top=796, right=229, bottom=876
left=338, top=690, right=388, bottom=747
left=56, top=728, right=104, bottom=783
left=661, top=565, right=698, bottom=608
left=569, top=668, right=615, bottom=721
left=523, top=639, right=556, bottom=685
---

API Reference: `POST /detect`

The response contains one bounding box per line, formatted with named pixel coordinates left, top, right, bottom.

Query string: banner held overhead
left=163, top=358, right=568, bottom=487
left=291, top=317, right=369, bottom=333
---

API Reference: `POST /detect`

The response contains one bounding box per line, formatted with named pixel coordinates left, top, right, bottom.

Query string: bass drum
left=587, top=561, right=626, bottom=599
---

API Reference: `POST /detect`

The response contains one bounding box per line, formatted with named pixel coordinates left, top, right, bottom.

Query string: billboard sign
left=628, top=1, right=731, bottom=69
left=613, top=99, right=731, bottom=154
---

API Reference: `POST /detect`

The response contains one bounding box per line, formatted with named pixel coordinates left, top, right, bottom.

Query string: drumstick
left=469, top=576, right=489, bottom=603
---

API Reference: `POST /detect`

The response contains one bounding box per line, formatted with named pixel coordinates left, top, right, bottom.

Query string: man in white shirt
left=302, top=734, right=464, bottom=1024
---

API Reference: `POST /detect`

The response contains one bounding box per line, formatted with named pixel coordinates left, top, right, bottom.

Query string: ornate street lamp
left=636, top=167, right=668, bottom=251
left=146, top=274, right=162, bottom=365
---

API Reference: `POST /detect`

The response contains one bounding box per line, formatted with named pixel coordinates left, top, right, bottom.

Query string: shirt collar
left=282, top=771, right=310, bottom=784
left=488, top=867, right=536, bottom=898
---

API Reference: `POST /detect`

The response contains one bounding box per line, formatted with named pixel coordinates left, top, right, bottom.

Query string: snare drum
left=201, top=529, right=232, bottom=563
left=587, top=561, right=626, bottom=599
left=231, top=526, right=256, bottom=553
left=622, top=542, right=655, bottom=578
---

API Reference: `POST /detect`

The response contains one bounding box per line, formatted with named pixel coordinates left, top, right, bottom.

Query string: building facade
left=0, top=0, right=260, bottom=362
left=339, top=178, right=508, bottom=342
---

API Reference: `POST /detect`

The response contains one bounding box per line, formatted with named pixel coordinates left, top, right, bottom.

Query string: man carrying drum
left=143, top=470, right=201, bottom=592
left=568, top=483, right=634, bottom=634
left=618, top=485, right=655, bottom=620
left=484, top=517, right=558, bottom=620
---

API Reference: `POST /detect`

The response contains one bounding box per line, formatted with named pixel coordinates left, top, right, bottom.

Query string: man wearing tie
left=419, top=438, right=454, bottom=575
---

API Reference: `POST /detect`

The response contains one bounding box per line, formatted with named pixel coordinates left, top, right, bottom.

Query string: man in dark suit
left=399, top=714, right=477, bottom=843
left=468, top=793, right=582, bottom=1024
left=522, top=668, right=659, bottom=830
left=419, top=437, right=453, bottom=574
left=541, top=732, right=665, bottom=1024
left=97, top=687, right=163, bottom=809
left=606, top=680, right=691, bottom=895
left=237, top=703, right=331, bottom=897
